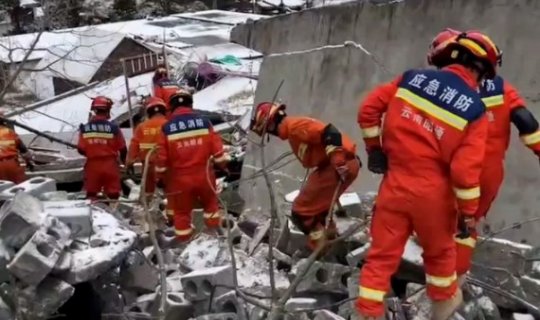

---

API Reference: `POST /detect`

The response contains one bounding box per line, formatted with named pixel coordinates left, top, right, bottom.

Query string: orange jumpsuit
left=153, top=79, right=181, bottom=113
left=280, top=117, right=361, bottom=248
left=78, top=116, right=127, bottom=200
left=356, top=65, right=488, bottom=317
left=155, top=107, right=227, bottom=241
left=126, top=115, right=168, bottom=195
left=455, top=75, right=540, bottom=275
left=0, top=125, right=27, bottom=183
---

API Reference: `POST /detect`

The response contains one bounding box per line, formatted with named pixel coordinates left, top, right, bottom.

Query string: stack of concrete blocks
left=0, top=192, right=74, bottom=319
left=0, top=177, right=57, bottom=201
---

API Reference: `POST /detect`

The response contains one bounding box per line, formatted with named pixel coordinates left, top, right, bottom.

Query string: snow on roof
left=12, top=72, right=154, bottom=134
left=173, top=10, right=266, bottom=25
left=258, top=0, right=305, bottom=9
left=33, top=29, right=126, bottom=84
left=177, top=42, right=262, bottom=61
left=0, top=10, right=267, bottom=63
left=194, top=76, right=257, bottom=116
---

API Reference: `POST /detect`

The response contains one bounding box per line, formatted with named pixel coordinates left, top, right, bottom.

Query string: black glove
left=126, top=164, right=135, bottom=177
left=456, top=214, right=475, bottom=239
left=156, top=179, right=165, bottom=189
left=26, top=161, right=35, bottom=171
left=367, top=148, right=388, bottom=174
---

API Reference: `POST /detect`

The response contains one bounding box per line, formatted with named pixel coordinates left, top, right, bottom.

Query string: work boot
left=431, top=288, right=463, bottom=320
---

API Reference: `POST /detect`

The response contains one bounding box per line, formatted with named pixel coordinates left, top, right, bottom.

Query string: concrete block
left=220, top=215, right=243, bottom=245
left=253, top=243, right=293, bottom=271
left=18, top=277, right=74, bottom=319
left=128, top=293, right=156, bottom=314
left=43, top=215, right=72, bottom=247
left=476, top=296, right=501, bottom=320
left=181, top=265, right=234, bottom=302
left=0, top=192, right=43, bottom=249
left=274, top=221, right=307, bottom=256
left=236, top=233, right=252, bottom=252
left=195, top=313, right=237, bottom=320
left=512, top=314, right=535, bottom=320
left=38, top=191, right=69, bottom=201
left=292, top=259, right=353, bottom=294
left=473, top=238, right=533, bottom=276
left=7, top=224, right=69, bottom=285
left=43, top=200, right=92, bottom=238
left=0, top=177, right=57, bottom=200
left=0, top=296, right=13, bottom=320
left=359, top=192, right=377, bottom=217
left=120, top=250, right=159, bottom=293
left=152, top=292, right=194, bottom=320
left=346, top=242, right=371, bottom=267
left=313, top=309, right=347, bottom=320
left=249, top=219, right=270, bottom=255
left=519, top=275, right=540, bottom=307
left=246, top=302, right=269, bottom=320
left=285, top=297, right=317, bottom=312
left=338, top=192, right=363, bottom=218
left=52, top=251, right=72, bottom=275
left=0, top=180, right=14, bottom=193
left=213, top=290, right=245, bottom=315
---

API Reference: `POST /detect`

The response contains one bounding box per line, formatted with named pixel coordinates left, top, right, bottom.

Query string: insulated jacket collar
left=171, top=107, right=194, bottom=116
left=443, top=64, right=479, bottom=90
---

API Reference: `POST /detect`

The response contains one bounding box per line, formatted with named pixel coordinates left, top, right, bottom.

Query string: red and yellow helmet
left=427, top=28, right=461, bottom=66
left=250, top=102, right=286, bottom=136
left=430, top=30, right=501, bottom=79
left=145, top=96, right=167, bottom=114
left=91, top=96, right=113, bottom=111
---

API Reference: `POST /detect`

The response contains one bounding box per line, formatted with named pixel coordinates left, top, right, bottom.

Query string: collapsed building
left=0, top=1, right=539, bottom=320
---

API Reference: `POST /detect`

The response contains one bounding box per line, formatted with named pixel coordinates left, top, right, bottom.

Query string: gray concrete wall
left=238, top=0, right=540, bottom=244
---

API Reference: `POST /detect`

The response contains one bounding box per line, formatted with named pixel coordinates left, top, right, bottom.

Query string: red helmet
left=427, top=28, right=461, bottom=66
left=430, top=30, right=501, bottom=79
left=145, top=97, right=167, bottom=114
left=91, top=96, right=113, bottom=111
left=250, top=102, right=286, bottom=136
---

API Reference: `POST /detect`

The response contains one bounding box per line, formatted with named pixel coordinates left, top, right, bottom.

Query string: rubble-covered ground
left=0, top=173, right=539, bottom=320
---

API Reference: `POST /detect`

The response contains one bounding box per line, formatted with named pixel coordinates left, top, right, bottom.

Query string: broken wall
left=237, top=0, right=540, bottom=244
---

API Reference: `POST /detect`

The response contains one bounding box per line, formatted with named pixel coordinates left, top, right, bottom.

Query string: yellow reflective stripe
left=309, top=230, right=324, bottom=240
left=325, top=145, right=337, bottom=155
left=358, top=286, right=385, bottom=302
left=426, top=273, right=457, bottom=288
left=175, top=228, right=193, bottom=236
left=396, top=88, right=467, bottom=130
left=155, top=166, right=167, bottom=173
left=203, top=212, right=221, bottom=219
left=455, top=236, right=476, bottom=248
left=521, top=131, right=540, bottom=146
left=0, top=140, right=15, bottom=146
left=82, top=132, right=114, bottom=139
left=361, top=126, right=380, bottom=138
left=139, top=143, right=156, bottom=149
left=453, top=186, right=480, bottom=200
left=168, top=129, right=209, bottom=141
left=481, top=95, right=503, bottom=108
left=166, top=209, right=174, bottom=216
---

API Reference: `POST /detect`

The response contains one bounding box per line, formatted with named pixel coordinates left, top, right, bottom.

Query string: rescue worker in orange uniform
left=155, top=91, right=228, bottom=242
left=356, top=32, right=500, bottom=320
left=0, top=112, right=33, bottom=183
left=77, top=96, right=127, bottom=201
left=153, top=66, right=182, bottom=113
left=249, top=103, right=361, bottom=251
left=427, top=29, right=540, bottom=282
left=126, top=97, right=168, bottom=198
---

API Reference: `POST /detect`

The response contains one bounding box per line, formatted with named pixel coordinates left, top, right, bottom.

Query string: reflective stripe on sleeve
left=361, top=126, right=381, bottom=138
left=455, top=236, right=476, bottom=248
left=426, top=273, right=457, bottom=288
left=481, top=95, right=504, bottom=108
left=155, top=166, right=167, bottom=173
left=358, top=286, right=385, bottom=302
left=175, top=228, right=193, bottom=236
left=521, top=131, right=540, bottom=146
left=454, top=186, right=480, bottom=200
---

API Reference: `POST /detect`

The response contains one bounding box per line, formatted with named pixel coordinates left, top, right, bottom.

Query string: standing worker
left=356, top=31, right=500, bottom=319
left=427, top=29, right=540, bottom=283
left=155, top=91, right=228, bottom=243
left=153, top=66, right=182, bottom=113
left=249, top=103, right=360, bottom=251
left=0, top=111, right=33, bottom=183
left=78, top=96, right=127, bottom=203
left=126, top=97, right=168, bottom=200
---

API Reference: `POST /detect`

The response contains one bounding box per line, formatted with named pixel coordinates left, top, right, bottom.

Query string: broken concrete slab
left=512, top=314, right=535, bottom=320
left=18, top=277, right=74, bottom=319
left=60, top=208, right=136, bottom=284
left=291, top=259, right=352, bottom=294
left=0, top=181, right=14, bottom=193
left=178, top=233, right=226, bottom=270
left=194, top=313, right=238, bottom=320
left=473, top=238, right=533, bottom=276
left=0, top=296, right=13, bottom=320
left=181, top=265, right=235, bottom=302
left=0, top=192, right=43, bottom=249
left=313, top=309, right=346, bottom=320
left=285, top=297, right=317, bottom=312
left=519, top=275, right=540, bottom=307
left=43, top=200, right=93, bottom=238
left=212, top=290, right=245, bottom=315
left=249, top=219, right=270, bottom=255
left=120, top=250, right=159, bottom=294
left=253, top=243, right=293, bottom=271
left=38, top=191, right=69, bottom=201
left=52, top=251, right=72, bottom=275
left=0, top=177, right=57, bottom=200
left=7, top=227, right=67, bottom=285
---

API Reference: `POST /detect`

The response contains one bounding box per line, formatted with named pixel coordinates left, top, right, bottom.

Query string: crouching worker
left=126, top=97, right=168, bottom=200
left=78, top=96, right=127, bottom=204
left=155, top=91, right=229, bottom=243
left=249, top=102, right=361, bottom=251
left=0, top=111, right=33, bottom=183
